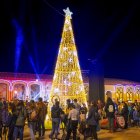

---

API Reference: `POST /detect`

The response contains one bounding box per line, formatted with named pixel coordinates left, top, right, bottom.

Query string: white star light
left=54, top=88, right=60, bottom=93
left=63, top=7, right=73, bottom=19
left=69, top=58, right=73, bottom=63
left=64, top=79, right=67, bottom=84
left=63, top=47, right=67, bottom=51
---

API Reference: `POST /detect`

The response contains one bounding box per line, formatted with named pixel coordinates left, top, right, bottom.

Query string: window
left=115, top=86, right=124, bottom=101
left=126, top=86, right=134, bottom=101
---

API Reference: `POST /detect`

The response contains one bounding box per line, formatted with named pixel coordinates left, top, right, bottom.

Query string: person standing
left=37, top=97, right=47, bottom=137
left=105, top=97, right=115, bottom=133
left=121, top=102, right=129, bottom=129
left=7, top=103, right=17, bottom=140
left=49, top=101, right=62, bottom=139
left=86, top=101, right=98, bottom=140
left=65, top=104, right=79, bottom=140
left=73, top=99, right=81, bottom=113
left=13, top=100, right=27, bottom=140
left=27, top=100, right=38, bottom=140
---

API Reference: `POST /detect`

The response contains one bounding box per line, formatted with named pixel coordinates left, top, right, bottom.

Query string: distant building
left=105, top=78, right=140, bottom=102
left=0, top=72, right=140, bottom=102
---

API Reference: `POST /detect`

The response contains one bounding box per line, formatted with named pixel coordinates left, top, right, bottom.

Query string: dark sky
left=0, top=0, right=140, bottom=82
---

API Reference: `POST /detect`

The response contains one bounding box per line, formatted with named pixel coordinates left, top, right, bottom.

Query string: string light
left=49, top=7, right=87, bottom=112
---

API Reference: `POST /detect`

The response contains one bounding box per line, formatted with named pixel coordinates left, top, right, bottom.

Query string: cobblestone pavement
left=23, top=126, right=140, bottom=140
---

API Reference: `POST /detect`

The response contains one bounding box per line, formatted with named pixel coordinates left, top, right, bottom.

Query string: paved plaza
left=23, top=126, right=140, bottom=140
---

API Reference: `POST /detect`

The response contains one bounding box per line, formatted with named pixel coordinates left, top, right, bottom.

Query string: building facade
left=105, top=78, right=140, bottom=102
left=0, top=72, right=89, bottom=101
left=0, top=72, right=140, bottom=102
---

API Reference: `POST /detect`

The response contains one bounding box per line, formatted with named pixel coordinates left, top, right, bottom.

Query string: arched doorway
left=13, top=83, right=26, bottom=100
left=115, top=85, right=124, bottom=102
left=30, top=84, right=40, bottom=101
left=0, top=83, right=8, bottom=100
left=135, top=86, right=140, bottom=101
left=126, top=86, right=134, bottom=102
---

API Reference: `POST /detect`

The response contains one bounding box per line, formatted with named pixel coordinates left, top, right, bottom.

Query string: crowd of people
left=0, top=97, right=47, bottom=140
left=0, top=97, right=140, bottom=140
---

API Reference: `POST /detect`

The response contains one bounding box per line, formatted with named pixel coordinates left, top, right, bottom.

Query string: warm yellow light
left=49, top=7, right=87, bottom=111
left=45, top=114, right=49, bottom=121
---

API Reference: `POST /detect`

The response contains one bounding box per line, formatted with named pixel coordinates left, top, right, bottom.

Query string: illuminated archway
left=135, top=86, right=140, bottom=101
left=115, top=85, right=124, bottom=102
left=0, top=80, right=11, bottom=100
left=126, top=86, right=134, bottom=101
left=12, top=81, right=26, bottom=100
left=28, top=82, right=42, bottom=101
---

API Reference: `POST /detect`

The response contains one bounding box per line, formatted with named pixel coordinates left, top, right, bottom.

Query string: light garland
left=49, top=7, right=87, bottom=111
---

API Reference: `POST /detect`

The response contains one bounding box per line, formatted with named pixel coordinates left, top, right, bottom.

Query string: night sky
left=0, top=0, right=140, bottom=82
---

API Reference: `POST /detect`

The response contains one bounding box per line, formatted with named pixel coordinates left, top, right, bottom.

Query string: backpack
left=30, top=110, right=37, bottom=121
left=108, top=105, right=114, bottom=113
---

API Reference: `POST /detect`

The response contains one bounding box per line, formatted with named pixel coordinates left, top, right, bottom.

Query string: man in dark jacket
left=49, top=101, right=62, bottom=139
left=105, top=97, right=115, bottom=132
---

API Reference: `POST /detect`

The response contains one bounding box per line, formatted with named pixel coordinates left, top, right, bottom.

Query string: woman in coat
left=86, top=101, right=98, bottom=140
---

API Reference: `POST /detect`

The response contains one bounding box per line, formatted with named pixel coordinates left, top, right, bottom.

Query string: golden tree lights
left=49, top=7, right=87, bottom=109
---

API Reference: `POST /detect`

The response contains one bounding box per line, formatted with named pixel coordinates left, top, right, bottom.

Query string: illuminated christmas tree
left=49, top=7, right=87, bottom=108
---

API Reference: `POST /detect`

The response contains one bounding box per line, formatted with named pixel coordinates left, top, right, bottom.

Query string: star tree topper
left=63, top=7, right=73, bottom=19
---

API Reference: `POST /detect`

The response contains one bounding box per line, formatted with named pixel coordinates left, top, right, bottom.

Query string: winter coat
left=105, top=102, right=115, bottom=118
left=51, top=105, right=62, bottom=118
left=86, top=106, right=97, bottom=126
